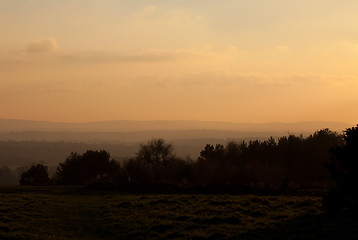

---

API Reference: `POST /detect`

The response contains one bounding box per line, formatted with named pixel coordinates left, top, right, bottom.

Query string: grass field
left=0, top=186, right=357, bottom=240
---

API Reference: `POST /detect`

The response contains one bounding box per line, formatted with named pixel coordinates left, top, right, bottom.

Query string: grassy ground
left=0, top=186, right=357, bottom=240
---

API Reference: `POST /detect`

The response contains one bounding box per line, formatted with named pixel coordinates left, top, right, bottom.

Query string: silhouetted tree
left=165, top=157, right=194, bottom=186
left=137, top=138, right=175, bottom=182
left=303, top=129, right=343, bottom=186
left=193, top=129, right=341, bottom=189
left=196, top=143, right=233, bottom=185
left=123, top=158, right=154, bottom=183
left=20, top=164, right=51, bottom=186
left=56, top=150, right=120, bottom=185
left=326, top=125, right=358, bottom=211
left=199, top=144, right=225, bottom=161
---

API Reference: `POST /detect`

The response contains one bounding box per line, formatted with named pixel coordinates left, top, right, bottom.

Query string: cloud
left=143, top=5, right=157, bottom=14
left=118, top=49, right=215, bottom=62
left=25, top=38, right=58, bottom=53
left=275, top=45, right=291, bottom=53
left=59, top=48, right=217, bottom=64
left=129, top=71, right=357, bottom=92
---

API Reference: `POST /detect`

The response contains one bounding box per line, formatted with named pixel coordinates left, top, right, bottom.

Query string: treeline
left=0, top=139, right=235, bottom=166
left=17, top=128, right=344, bottom=191
left=0, top=141, right=138, bottom=166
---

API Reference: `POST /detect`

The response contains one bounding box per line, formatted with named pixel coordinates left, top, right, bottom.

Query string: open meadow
left=1, top=186, right=357, bottom=240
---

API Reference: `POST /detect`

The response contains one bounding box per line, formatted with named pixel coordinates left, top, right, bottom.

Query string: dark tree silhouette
left=20, top=164, right=51, bottom=186
left=194, top=129, right=341, bottom=189
left=196, top=144, right=227, bottom=184
left=137, top=138, right=175, bottom=182
left=326, top=125, right=358, bottom=211
left=123, top=158, right=154, bottom=183
left=199, top=144, right=225, bottom=162
left=56, top=150, right=120, bottom=185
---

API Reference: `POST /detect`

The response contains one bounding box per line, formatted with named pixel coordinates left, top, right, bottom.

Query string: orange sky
left=1, top=0, right=357, bottom=123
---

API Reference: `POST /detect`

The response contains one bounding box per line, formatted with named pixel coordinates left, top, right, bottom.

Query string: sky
left=1, top=0, right=358, bottom=123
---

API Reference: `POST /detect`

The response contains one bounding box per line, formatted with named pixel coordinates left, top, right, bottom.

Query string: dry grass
left=0, top=186, right=357, bottom=239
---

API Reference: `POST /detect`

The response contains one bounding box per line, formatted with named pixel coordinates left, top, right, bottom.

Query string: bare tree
left=137, top=138, right=175, bottom=182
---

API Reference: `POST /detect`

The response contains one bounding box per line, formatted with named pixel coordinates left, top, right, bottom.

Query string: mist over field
left=0, top=119, right=351, bottom=165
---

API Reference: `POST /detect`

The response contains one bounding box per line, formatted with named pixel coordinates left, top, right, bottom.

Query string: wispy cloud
left=129, top=71, right=357, bottom=91
left=25, top=38, right=58, bottom=53
left=275, top=45, right=291, bottom=53
left=59, top=48, right=217, bottom=63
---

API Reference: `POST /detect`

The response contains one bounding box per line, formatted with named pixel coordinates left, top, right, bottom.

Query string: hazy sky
left=1, top=0, right=357, bottom=123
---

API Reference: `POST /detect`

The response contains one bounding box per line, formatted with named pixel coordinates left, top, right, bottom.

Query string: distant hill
left=0, top=119, right=352, bottom=133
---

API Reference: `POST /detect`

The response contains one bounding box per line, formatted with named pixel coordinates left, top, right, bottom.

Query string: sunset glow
left=1, top=0, right=357, bottom=123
